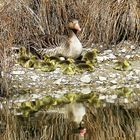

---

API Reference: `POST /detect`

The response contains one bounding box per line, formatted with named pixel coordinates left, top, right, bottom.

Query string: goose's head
left=68, top=19, right=81, bottom=32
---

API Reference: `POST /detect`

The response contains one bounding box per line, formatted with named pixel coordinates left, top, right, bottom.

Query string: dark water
left=1, top=101, right=140, bottom=140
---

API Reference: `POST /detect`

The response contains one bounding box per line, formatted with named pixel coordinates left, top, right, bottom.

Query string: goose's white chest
left=68, top=35, right=83, bottom=58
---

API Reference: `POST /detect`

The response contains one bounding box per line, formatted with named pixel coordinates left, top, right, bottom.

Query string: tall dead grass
left=28, top=0, right=140, bottom=46
left=0, top=0, right=139, bottom=48
left=84, top=104, right=140, bottom=140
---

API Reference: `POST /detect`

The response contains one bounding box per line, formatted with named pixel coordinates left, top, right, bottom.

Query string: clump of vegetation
left=114, top=87, right=133, bottom=97
left=114, top=59, right=131, bottom=71
left=10, top=92, right=99, bottom=117
left=17, top=46, right=95, bottom=74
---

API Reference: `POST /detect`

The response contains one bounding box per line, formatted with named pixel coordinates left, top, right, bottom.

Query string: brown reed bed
left=0, top=0, right=139, bottom=48
left=0, top=103, right=140, bottom=140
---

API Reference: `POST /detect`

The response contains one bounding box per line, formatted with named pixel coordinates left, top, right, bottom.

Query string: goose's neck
left=67, top=29, right=78, bottom=38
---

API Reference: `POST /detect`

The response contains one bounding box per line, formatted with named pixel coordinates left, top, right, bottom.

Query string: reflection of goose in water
left=35, top=102, right=86, bottom=125
left=64, top=103, right=86, bottom=125
left=33, top=103, right=86, bottom=138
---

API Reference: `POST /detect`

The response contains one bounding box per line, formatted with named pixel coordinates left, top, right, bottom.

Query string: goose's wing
left=28, top=34, right=69, bottom=59
left=40, top=34, right=67, bottom=48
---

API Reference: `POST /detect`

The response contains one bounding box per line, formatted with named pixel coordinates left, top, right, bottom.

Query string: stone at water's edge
left=80, top=75, right=91, bottom=83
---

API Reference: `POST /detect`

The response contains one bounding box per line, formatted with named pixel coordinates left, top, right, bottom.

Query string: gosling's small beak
left=75, top=23, right=81, bottom=31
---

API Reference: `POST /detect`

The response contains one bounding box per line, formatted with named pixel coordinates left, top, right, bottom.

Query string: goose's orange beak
left=75, top=23, right=81, bottom=31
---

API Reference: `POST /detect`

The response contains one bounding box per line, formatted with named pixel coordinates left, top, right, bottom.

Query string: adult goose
left=30, top=19, right=83, bottom=59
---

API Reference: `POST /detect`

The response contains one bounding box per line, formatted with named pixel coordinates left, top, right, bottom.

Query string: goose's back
left=34, top=33, right=70, bottom=57
left=40, top=33, right=67, bottom=48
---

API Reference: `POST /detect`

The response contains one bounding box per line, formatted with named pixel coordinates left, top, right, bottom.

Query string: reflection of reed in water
left=2, top=104, right=140, bottom=140
left=24, top=103, right=140, bottom=140
left=28, top=103, right=86, bottom=140
left=43, top=103, right=86, bottom=139
left=84, top=104, right=140, bottom=140
left=135, top=118, right=140, bottom=140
